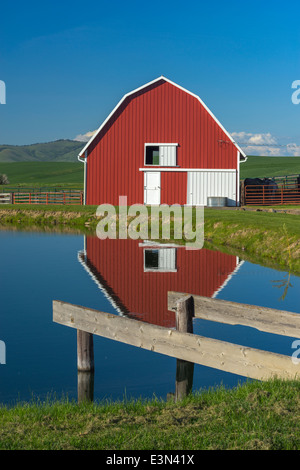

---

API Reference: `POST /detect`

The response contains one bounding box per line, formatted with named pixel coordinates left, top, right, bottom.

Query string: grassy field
left=0, top=156, right=300, bottom=191
left=240, top=156, right=300, bottom=179
left=0, top=378, right=299, bottom=450
left=0, top=162, right=83, bottom=189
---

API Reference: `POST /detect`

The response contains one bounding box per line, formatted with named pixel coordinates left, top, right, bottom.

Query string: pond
left=0, top=230, right=299, bottom=406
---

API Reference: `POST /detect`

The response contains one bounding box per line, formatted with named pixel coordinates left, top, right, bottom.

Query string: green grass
left=240, top=156, right=300, bottom=179
left=203, top=208, right=300, bottom=273
left=0, top=162, right=83, bottom=188
left=0, top=379, right=299, bottom=450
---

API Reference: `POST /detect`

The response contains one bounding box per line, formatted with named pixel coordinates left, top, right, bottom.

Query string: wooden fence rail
left=168, top=291, right=300, bottom=339
left=244, top=183, right=300, bottom=205
left=53, top=294, right=300, bottom=384
left=12, top=191, right=83, bottom=205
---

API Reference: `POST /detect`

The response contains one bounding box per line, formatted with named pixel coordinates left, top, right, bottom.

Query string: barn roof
left=78, top=76, right=247, bottom=161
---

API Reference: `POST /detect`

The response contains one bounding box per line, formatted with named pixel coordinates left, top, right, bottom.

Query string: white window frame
left=143, top=248, right=177, bottom=272
left=144, top=143, right=178, bottom=167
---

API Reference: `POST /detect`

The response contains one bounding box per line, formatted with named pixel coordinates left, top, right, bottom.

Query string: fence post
left=175, top=295, right=194, bottom=401
left=77, top=329, right=94, bottom=372
left=77, top=329, right=94, bottom=403
left=240, top=181, right=245, bottom=206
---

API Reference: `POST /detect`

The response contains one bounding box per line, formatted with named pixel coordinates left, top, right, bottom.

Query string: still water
left=0, top=230, right=299, bottom=406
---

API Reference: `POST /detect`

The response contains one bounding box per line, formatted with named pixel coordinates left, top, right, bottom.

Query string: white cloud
left=231, top=132, right=300, bottom=156
left=74, top=130, right=97, bottom=142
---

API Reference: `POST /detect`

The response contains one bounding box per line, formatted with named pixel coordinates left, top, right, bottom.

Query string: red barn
left=78, top=237, right=243, bottom=327
left=78, top=76, right=246, bottom=206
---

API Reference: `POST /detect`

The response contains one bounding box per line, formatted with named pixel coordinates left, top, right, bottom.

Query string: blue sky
left=1, top=0, right=300, bottom=155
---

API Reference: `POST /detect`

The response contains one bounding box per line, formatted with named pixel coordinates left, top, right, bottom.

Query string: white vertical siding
left=159, top=145, right=177, bottom=166
left=187, top=170, right=237, bottom=206
left=158, top=248, right=176, bottom=271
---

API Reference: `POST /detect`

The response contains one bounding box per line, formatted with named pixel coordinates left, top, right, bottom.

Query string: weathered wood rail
left=168, top=291, right=300, bottom=339
left=53, top=292, right=300, bottom=394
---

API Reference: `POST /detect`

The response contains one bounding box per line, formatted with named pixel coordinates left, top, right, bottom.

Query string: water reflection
left=75, top=236, right=243, bottom=402
left=1, top=230, right=299, bottom=406
left=78, top=236, right=242, bottom=327
left=271, top=272, right=293, bottom=301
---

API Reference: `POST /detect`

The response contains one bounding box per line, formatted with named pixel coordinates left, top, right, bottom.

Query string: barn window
left=144, top=248, right=177, bottom=272
left=145, top=144, right=178, bottom=166
left=146, top=146, right=160, bottom=165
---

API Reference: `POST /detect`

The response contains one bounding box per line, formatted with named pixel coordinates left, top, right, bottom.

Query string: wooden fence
left=53, top=292, right=300, bottom=401
left=12, top=191, right=83, bottom=205
left=244, top=183, right=300, bottom=205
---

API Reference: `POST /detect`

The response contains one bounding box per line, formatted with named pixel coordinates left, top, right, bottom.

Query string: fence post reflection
left=77, top=330, right=94, bottom=403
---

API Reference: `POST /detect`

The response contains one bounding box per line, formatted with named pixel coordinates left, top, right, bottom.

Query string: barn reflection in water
left=78, top=236, right=242, bottom=327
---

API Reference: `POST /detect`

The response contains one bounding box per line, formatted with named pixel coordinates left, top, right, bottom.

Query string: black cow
left=244, top=178, right=278, bottom=204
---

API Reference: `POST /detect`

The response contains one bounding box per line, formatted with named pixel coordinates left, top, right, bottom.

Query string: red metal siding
left=86, top=79, right=238, bottom=206
left=161, top=171, right=187, bottom=205
left=83, top=237, right=239, bottom=328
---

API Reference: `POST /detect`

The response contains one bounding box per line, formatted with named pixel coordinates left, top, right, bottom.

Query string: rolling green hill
left=240, top=156, right=300, bottom=179
left=0, top=140, right=84, bottom=163
left=0, top=162, right=83, bottom=188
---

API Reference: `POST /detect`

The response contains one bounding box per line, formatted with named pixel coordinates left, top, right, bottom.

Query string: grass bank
left=0, top=204, right=98, bottom=231
left=0, top=379, right=299, bottom=450
left=203, top=208, right=300, bottom=274
left=0, top=204, right=299, bottom=274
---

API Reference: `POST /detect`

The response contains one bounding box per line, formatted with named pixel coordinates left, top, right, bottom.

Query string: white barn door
left=144, top=172, right=161, bottom=205
left=187, top=170, right=237, bottom=206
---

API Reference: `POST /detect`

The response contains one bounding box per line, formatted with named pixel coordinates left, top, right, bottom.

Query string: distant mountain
left=0, top=139, right=85, bottom=162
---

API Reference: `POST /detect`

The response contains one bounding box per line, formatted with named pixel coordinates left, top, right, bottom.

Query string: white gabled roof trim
left=78, top=76, right=247, bottom=160
left=212, top=258, right=245, bottom=298
left=139, top=168, right=237, bottom=172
